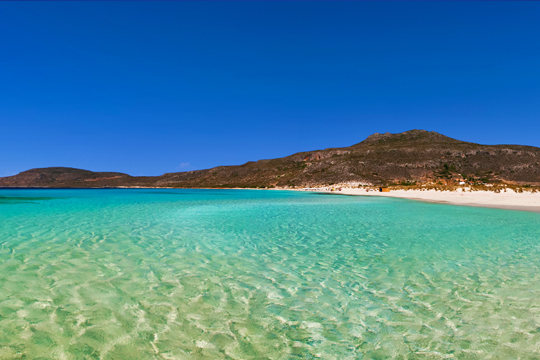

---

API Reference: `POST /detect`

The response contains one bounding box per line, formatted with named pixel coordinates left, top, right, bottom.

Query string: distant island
left=2, top=130, right=540, bottom=188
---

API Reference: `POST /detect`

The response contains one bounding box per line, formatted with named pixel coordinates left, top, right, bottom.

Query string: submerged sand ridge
left=309, top=187, right=540, bottom=212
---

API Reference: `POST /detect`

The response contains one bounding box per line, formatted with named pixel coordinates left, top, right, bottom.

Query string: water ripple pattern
left=0, top=189, right=539, bottom=359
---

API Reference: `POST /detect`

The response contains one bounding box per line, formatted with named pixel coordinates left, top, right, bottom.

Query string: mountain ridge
left=2, top=130, right=540, bottom=188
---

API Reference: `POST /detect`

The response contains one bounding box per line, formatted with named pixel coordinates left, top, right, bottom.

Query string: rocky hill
left=2, top=130, right=540, bottom=188
left=0, top=167, right=133, bottom=187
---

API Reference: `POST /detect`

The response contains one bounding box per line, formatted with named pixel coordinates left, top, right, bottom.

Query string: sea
left=1, top=189, right=539, bottom=359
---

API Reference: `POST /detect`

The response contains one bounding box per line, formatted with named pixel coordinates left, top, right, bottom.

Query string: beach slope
left=322, top=188, right=540, bottom=212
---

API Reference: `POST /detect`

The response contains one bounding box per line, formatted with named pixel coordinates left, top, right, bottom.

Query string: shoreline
left=2, top=186, right=540, bottom=213
left=307, top=187, right=540, bottom=213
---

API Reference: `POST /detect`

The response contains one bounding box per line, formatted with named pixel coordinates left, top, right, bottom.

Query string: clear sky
left=1, top=2, right=539, bottom=176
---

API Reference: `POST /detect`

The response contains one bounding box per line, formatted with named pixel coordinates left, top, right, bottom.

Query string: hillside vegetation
left=1, top=130, right=539, bottom=188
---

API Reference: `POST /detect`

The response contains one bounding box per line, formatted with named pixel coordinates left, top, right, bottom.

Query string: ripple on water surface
left=0, top=189, right=540, bottom=359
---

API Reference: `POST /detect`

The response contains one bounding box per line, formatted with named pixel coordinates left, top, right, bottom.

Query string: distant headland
left=2, top=130, right=540, bottom=189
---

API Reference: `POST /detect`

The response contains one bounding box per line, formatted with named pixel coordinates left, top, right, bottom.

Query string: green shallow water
left=1, top=189, right=540, bottom=359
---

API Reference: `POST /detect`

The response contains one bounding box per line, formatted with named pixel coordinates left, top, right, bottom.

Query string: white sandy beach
left=312, top=187, right=540, bottom=212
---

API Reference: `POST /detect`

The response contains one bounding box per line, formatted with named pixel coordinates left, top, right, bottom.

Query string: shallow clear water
left=1, top=189, right=540, bottom=359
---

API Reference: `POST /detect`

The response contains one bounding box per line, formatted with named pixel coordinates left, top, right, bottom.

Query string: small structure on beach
left=379, top=187, right=390, bottom=192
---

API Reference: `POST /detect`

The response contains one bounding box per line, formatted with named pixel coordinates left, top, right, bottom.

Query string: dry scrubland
left=2, top=130, right=540, bottom=189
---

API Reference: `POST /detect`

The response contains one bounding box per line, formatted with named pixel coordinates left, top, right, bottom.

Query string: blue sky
left=1, top=2, right=539, bottom=176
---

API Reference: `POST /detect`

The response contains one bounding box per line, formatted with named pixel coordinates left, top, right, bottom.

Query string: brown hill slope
left=0, top=167, right=133, bottom=187
left=1, top=130, right=539, bottom=188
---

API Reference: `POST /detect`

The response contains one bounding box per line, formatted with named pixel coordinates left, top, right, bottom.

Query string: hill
left=1, top=130, right=539, bottom=188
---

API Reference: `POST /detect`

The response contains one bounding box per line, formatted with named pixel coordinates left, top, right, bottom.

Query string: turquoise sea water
left=1, top=189, right=540, bottom=359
